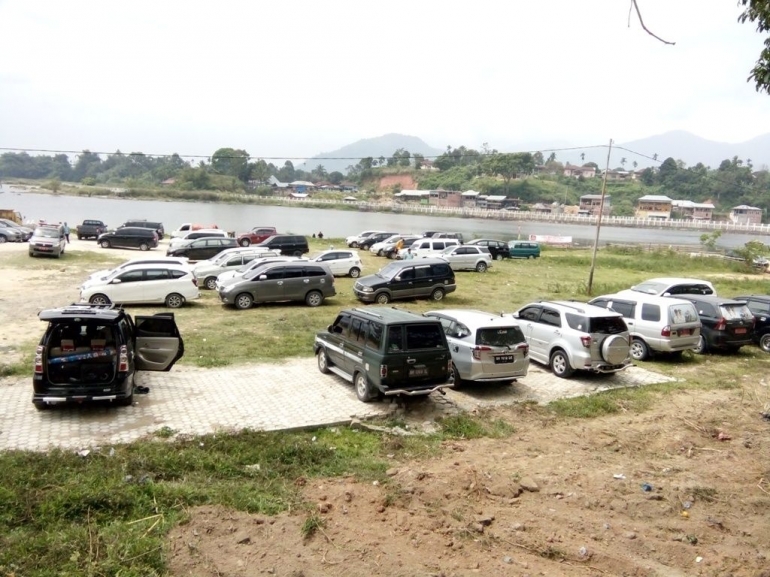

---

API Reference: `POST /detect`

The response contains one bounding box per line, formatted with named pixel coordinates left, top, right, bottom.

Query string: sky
left=1, top=0, right=768, bottom=163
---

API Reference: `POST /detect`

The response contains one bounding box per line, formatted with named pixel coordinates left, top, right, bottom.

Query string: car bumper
left=33, top=374, right=133, bottom=406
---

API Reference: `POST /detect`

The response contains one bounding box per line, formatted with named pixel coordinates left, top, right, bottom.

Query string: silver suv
left=510, top=300, right=631, bottom=378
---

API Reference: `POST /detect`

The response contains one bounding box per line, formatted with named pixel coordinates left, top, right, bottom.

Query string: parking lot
left=0, top=359, right=675, bottom=452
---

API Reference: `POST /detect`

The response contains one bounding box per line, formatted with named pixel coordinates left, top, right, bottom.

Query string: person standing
left=63, top=222, right=70, bottom=243
left=405, top=248, right=414, bottom=260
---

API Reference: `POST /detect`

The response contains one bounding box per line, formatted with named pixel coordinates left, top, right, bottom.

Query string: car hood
left=84, top=268, right=114, bottom=284
left=216, top=270, right=246, bottom=287
left=193, top=263, right=223, bottom=277
left=354, top=274, right=386, bottom=288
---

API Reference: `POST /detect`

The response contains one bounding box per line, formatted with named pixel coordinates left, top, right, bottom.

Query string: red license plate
left=735, top=328, right=747, bottom=334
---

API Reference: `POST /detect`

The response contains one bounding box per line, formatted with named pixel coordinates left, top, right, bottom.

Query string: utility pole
left=587, top=139, right=613, bottom=296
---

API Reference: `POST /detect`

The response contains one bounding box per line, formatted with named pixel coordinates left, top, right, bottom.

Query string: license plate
left=679, top=329, right=692, bottom=336
left=409, top=367, right=428, bottom=377
left=494, top=355, right=515, bottom=364
left=735, top=328, right=747, bottom=334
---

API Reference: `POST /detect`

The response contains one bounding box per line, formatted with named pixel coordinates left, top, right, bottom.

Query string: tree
left=277, top=160, right=296, bottom=182
left=699, top=230, right=722, bottom=251
left=482, top=152, right=534, bottom=194
left=47, top=177, right=61, bottom=193
left=328, top=171, right=344, bottom=185
left=633, top=161, right=638, bottom=170
left=580, top=153, right=585, bottom=163
left=249, top=159, right=271, bottom=184
left=211, top=148, right=250, bottom=182
left=533, top=151, right=544, bottom=165
left=73, top=150, right=102, bottom=181
left=547, top=152, right=556, bottom=163
left=620, top=157, right=627, bottom=168
left=413, top=153, right=424, bottom=170
left=738, top=0, right=770, bottom=93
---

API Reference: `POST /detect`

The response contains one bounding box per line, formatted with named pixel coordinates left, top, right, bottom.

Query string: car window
left=350, top=318, right=368, bottom=344
left=518, top=306, right=541, bottom=322
left=170, top=269, right=187, bottom=279
left=405, top=324, right=445, bottom=349
left=282, top=267, right=304, bottom=279
left=433, top=242, right=446, bottom=250
left=588, top=316, right=627, bottom=334
left=430, top=263, right=451, bottom=276
left=332, top=313, right=351, bottom=336
left=226, top=257, right=243, bottom=267
left=303, top=266, right=326, bottom=277
left=414, top=265, right=432, bottom=279
left=692, top=302, right=716, bottom=317
left=366, top=322, right=383, bottom=350
left=386, top=326, right=403, bottom=351
left=610, top=300, right=635, bottom=318
left=118, top=270, right=144, bottom=283
left=476, top=326, right=525, bottom=346
left=540, top=309, right=562, bottom=327
left=263, top=268, right=285, bottom=280
left=641, top=303, right=661, bottom=322
left=745, top=299, right=770, bottom=315
left=145, top=269, right=169, bottom=281
left=397, top=267, right=415, bottom=281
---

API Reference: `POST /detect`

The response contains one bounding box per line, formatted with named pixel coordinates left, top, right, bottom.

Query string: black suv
left=166, top=237, right=238, bottom=260
left=98, top=227, right=159, bottom=251
left=682, top=295, right=755, bottom=354
left=254, top=234, right=309, bottom=257
left=33, top=304, right=184, bottom=410
left=122, top=220, right=165, bottom=238
left=353, top=258, right=456, bottom=304
left=314, top=307, right=452, bottom=402
left=733, top=295, right=770, bottom=352
left=358, top=232, right=398, bottom=251
left=465, top=238, right=510, bottom=261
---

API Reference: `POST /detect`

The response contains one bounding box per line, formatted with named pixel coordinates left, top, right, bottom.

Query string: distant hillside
left=300, top=133, right=443, bottom=174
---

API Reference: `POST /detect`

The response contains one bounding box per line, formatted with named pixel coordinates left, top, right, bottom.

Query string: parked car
left=629, top=277, right=716, bottom=296
left=166, top=237, right=239, bottom=260
left=358, top=232, right=398, bottom=251
left=369, top=235, right=401, bottom=256
left=167, top=229, right=228, bottom=250
left=309, top=249, right=362, bottom=277
left=0, top=218, right=33, bottom=241
left=98, top=227, right=159, bottom=251
left=83, top=256, right=191, bottom=288
left=724, top=250, right=770, bottom=270
left=314, top=307, right=452, bottom=402
left=28, top=224, right=66, bottom=258
left=218, top=261, right=336, bottom=309
left=436, top=244, right=492, bottom=272
left=79, top=263, right=200, bottom=308
left=193, top=250, right=279, bottom=290
left=424, top=309, right=529, bottom=387
left=397, top=238, right=460, bottom=259
left=236, top=226, right=278, bottom=247
left=253, top=234, right=309, bottom=257
left=76, top=219, right=107, bottom=240
left=680, top=295, right=755, bottom=354
left=346, top=230, right=383, bottom=248
left=373, top=235, right=423, bottom=259
left=0, top=221, right=22, bottom=243
left=510, top=300, right=631, bottom=378
left=432, top=232, right=465, bottom=244
left=33, top=303, right=183, bottom=409
left=215, top=255, right=308, bottom=289
left=588, top=291, right=702, bottom=361
left=353, top=258, right=456, bottom=304
left=121, top=220, right=165, bottom=238
left=170, top=223, right=219, bottom=238
left=733, top=295, right=770, bottom=352
left=508, top=240, right=541, bottom=259
left=465, top=238, right=510, bottom=261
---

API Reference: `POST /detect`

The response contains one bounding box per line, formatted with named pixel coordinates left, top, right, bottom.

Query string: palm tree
left=620, top=157, right=627, bottom=168
left=652, top=153, right=658, bottom=161
left=580, top=152, right=585, bottom=164
left=633, top=161, right=638, bottom=170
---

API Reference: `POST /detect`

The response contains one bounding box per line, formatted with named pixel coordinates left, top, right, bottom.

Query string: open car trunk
left=45, top=326, right=118, bottom=386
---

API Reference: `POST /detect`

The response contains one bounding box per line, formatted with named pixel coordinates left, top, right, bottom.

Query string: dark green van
left=508, top=240, right=541, bottom=259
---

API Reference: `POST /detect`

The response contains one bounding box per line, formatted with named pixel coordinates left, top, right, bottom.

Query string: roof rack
left=538, top=300, right=586, bottom=314
left=352, top=308, right=383, bottom=319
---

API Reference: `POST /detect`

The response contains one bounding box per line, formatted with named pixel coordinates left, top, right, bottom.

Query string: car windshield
left=376, top=262, right=402, bottom=279
left=476, top=326, right=526, bottom=347
left=34, top=228, right=60, bottom=238
left=630, top=282, right=667, bottom=295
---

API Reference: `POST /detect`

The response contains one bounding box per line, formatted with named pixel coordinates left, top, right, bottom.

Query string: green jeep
left=314, top=307, right=452, bottom=402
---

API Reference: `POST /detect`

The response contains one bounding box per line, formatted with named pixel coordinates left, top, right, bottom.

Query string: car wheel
left=377, top=249, right=384, bottom=256
left=0, top=236, right=6, bottom=244
left=475, top=261, right=488, bottom=273
left=495, top=253, right=503, bottom=261
left=305, top=290, right=324, bottom=307
left=317, top=348, right=331, bottom=374
left=139, top=243, right=150, bottom=251
left=239, top=239, right=251, bottom=247
left=77, top=234, right=83, bottom=240
left=350, top=241, right=359, bottom=248
left=349, top=267, right=361, bottom=278
left=528, top=255, right=535, bottom=260
left=550, top=349, right=574, bottom=378
left=234, top=293, right=253, bottom=310
left=375, top=292, right=390, bottom=305
left=89, top=294, right=111, bottom=306
left=29, top=251, right=35, bottom=257
left=293, top=251, right=302, bottom=257
left=760, top=333, right=770, bottom=353
left=430, top=288, right=445, bottom=301
left=354, top=371, right=377, bottom=402
left=165, top=293, right=184, bottom=308
left=629, top=338, right=650, bottom=361
left=387, top=252, right=396, bottom=259
left=450, top=364, right=464, bottom=389
left=204, top=276, right=218, bottom=290
left=692, top=335, right=708, bottom=354
left=100, top=240, right=111, bottom=248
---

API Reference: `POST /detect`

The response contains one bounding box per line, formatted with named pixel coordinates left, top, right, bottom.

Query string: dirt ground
left=3, top=241, right=770, bottom=576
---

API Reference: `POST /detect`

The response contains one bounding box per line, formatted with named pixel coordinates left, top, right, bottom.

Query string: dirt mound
left=377, top=174, right=416, bottom=192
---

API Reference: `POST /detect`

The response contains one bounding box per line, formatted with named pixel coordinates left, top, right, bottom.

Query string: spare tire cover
left=601, top=334, right=629, bottom=365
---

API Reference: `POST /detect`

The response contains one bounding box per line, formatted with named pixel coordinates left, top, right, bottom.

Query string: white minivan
left=589, top=291, right=701, bottom=360
left=79, top=264, right=200, bottom=309
left=398, top=238, right=460, bottom=259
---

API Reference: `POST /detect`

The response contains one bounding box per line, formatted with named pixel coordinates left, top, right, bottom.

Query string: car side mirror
left=259, top=274, right=267, bottom=280
left=111, top=279, right=122, bottom=284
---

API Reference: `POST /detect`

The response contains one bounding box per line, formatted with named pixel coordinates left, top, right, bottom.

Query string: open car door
left=134, top=313, right=184, bottom=371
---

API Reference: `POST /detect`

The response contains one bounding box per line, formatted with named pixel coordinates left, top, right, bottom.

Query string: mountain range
left=301, top=131, right=770, bottom=174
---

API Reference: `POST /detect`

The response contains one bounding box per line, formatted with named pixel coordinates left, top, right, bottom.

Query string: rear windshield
left=388, top=324, right=445, bottom=350
left=669, top=303, right=699, bottom=324
left=476, top=326, right=526, bottom=347
left=566, top=313, right=627, bottom=334
left=719, top=304, right=754, bottom=321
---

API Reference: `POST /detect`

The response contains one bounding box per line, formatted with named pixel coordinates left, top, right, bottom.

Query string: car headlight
left=360, top=286, right=373, bottom=293
left=220, top=285, right=234, bottom=293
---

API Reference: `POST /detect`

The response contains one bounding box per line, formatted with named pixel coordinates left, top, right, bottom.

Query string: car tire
left=317, top=349, right=331, bottom=374
left=77, top=234, right=83, bottom=240
left=430, top=288, right=445, bottom=301
left=139, top=243, right=150, bottom=251
left=354, top=371, right=377, bottom=402
left=29, top=251, right=35, bottom=257
left=349, top=267, right=361, bottom=278
left=629, top=338, right=650, bottom=361
left=451, top=364, right=464, bottom=389
left=204, top=277, right=218, bottom=290
left=377, top=249, right=384, bottom=256
left=495, top=253, right=503, bottom=261
left=89, top=294, right=111, bottom=306
left=475, top=262, right=488, bottom=273
left=0, top=236, right=6, bottom=244
left=305, top=290, right=324, bottom=307
left=239, top=239, right=251, bottom=247
left=234, top=293, right=253, bottom=310
left=760, top=333, right=770, bottom=353
left=375, top=292, right=390, bottom=305
left=692, top=335, right=708, bottom=354
left=100, top=240, right=111, bottom=248
left=550, top=349, right=574, bottom=378
left=34, top=402, right=51, bottom=411
left=165, top=293, right=184, bottom=308
left=528, top=255, right=535, bottom=260
left=293, top=251, right=302, bottom=257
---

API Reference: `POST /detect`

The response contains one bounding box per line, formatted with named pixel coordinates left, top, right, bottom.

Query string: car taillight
left=580, top=335, right=592, bottom=348
left=472, top=345, right=492, bottom=360
left=515, top=342, right=529, bottom=357
left=119, top=345, right=129, bottom=372
left=715, top=318, right=726, bottom=331
left=661, top=325, right=671, bottom=337
left=191, top=278, right=198, bottom=287
left=380, top=364, right=387, bottom=378
left=34, top=345, right=43, bottom=374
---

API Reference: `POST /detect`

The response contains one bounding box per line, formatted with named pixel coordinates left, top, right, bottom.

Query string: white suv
left=79, top=264, right=200, bottom=308
left=511, top=300, right=631, bottom=378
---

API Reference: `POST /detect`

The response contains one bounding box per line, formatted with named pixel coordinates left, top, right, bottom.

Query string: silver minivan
left=589, top=291, right=701, bottom=360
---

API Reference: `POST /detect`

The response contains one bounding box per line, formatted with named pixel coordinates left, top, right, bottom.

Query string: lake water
left=1, top=185, right=761, bottom=248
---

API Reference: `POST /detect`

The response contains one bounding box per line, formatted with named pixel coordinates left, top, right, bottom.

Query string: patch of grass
left=300, top=513, right=325, bottom=539
left=436, top=413, right=514, bottom=440
left=0, top=360, right=28, bottom=377
left=691, top=486, right=718, bottom=503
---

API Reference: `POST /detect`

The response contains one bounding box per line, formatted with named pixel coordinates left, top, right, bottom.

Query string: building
left=394, top=190, right=431, bottom=204
left=579, top=194, right=611, bottom=216
left=429, top=189, right=463, bottom=208
left=563, top=164, right=597, bottom=178
left=671, top=200, right=714, bottom=221
left=730, top=205, right=763, bottom=224
left=635, top=195, right=673, bottom=220
left=461, top=190, right=482, bottom=207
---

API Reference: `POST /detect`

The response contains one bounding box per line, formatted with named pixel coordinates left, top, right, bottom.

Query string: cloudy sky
left=0, top=0, right=767, bottom=162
